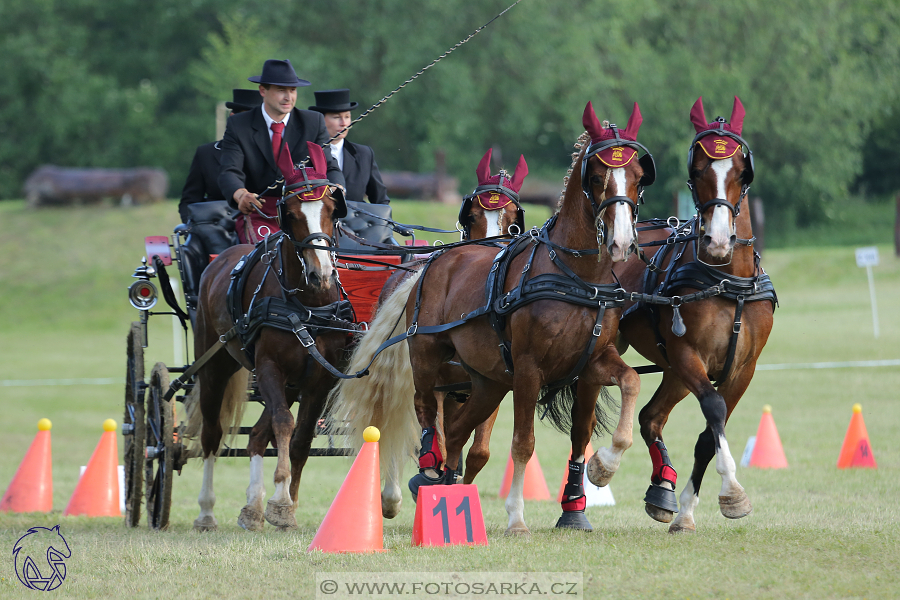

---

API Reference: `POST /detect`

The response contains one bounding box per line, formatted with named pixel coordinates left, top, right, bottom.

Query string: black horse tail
left=537, top=382, right=618, bottom=438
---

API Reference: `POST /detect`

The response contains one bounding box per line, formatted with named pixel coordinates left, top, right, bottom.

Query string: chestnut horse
left=614, top=97, right=776, bottom=533
left=333, top=102, right=655, bottom=534
left=189, top=142, right=353, bottom=531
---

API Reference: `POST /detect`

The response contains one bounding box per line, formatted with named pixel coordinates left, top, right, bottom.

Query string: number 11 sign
left=412, top=484, right=488, bottom=547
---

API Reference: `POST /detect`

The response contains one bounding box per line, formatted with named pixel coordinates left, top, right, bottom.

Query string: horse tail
left=182, top=368, right=250, bottom=457
left=329, top=270, right=423, bottom=481
left=538, top=382, right=617, bottom=438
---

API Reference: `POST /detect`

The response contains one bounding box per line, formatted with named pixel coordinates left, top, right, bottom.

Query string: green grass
left=1, top=200, right=899, bottom=599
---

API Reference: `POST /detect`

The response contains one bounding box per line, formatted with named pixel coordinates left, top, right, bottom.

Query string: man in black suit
left=309, top=89, right=390, bottom=205
left=178, top=89, right=262, bottom=223
left=218, top=59, right=345, bottom=244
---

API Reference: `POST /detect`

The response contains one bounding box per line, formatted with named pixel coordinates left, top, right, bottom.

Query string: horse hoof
left=237, top=506, right=265, bottom=531
left=719, top=491, right=752, bottom=519
left=645, top=503, right=675, bottom=523
left=193, top=516, right=218, bottom=532
left=555, top=511, right=593, bottom=531
left=407, top=470, right=447, bottom=503
left=504, top=524, right=531, bottom=537
left=586, top=449, right=617, bottom=487
left=382, top=497, right=402, bottom=519
left=276, top=523, right=298, bottom=532
left=264, top=500, right=297, bottom=529
left=668, top=515, right=696, bottom=534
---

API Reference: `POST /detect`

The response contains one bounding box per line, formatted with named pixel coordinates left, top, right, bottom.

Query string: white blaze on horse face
left=300, top=201, right=334, bottom=281
left=484, top=209, right=502, bottom=238
left=609, top=168, right=634, bottom=262
left=705, top=160, right=735, bottom=257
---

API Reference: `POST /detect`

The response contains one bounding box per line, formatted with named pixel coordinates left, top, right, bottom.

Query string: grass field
left=1, top=199, right=899, bottom=599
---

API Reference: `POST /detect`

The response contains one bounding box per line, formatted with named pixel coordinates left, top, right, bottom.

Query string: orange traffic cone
left=556, top=441, right=594, bottom=503
left=308, top=427, right=384, bottom=552
left=1, top=418, right=53, bottom=513
left=748, top=405, right=788, bottom=469
left=837, top=404, right=877, bottom=469
left=64, top=419, right=120, bottom=517
left=498, top=450, right=550, bottom=500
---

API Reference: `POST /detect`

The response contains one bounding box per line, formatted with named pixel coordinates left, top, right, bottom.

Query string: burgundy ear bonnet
left=582, top=101, right=643, bottom=167
left=472, top=148, right=528, bottom=210
left=689, top=96, right=745, bottom=160
left=283, top=142, right=330, bottom=201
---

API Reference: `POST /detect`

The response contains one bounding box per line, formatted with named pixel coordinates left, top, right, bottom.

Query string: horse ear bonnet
left=582, top=101, right=655, bottom=187
left=283, top=141, right=346, bottom=218
left=688, top=96, right=753, bottom=184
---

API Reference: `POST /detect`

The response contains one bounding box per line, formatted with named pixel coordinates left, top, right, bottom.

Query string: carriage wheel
left=123, top=322, right=146, bottom=528
left=145, top=362, right=174, bottom=531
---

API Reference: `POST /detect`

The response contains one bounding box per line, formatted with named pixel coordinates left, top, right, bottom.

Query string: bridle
left=458, top=171, right=524, bottom=240
left=686, top=117, right=755, bottom=218
left=580, top=124, right=656, bottom=248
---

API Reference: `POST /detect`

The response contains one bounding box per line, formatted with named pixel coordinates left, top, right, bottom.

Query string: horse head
left=458, top=148, right=528, bottom=240
left=279, top=142, right=347, bottom=290
left=688, top=96, right=755, bottom=259
left=580, top=101, right=655, bottom=262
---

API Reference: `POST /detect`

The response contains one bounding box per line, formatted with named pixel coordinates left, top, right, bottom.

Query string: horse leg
left=671, top=370, right=756, bottom=533
left=557, top=381, right=600, bottom=531
left=237, top=411, right=272, bottom=531
left=255, top=360, right=297, bottom=529
left=382, top=455, right=404, bottom=519
left=286, top=378, right=333, bottom=528
left=193, top=353, right=240, bottom=532
left=637, top=372, right=689, bottom=524
left=462, top=407, right=499, bottom=485
left=407, top=338, right=453, bottom=499
left=586, top=345, right=641, bottom=487
left=503, top=368, right=541, bottom=536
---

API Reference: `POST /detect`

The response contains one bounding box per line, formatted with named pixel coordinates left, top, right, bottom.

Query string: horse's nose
left=308, top=271, right=321, bottom=289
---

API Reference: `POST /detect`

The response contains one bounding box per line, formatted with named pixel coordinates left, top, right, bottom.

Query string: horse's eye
left=689, top=169, right=702, bottom=180
left=590, top=174, right=603, bottom=185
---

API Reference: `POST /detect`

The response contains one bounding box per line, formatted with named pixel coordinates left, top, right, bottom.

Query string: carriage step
left=219, top=448, right=356, bottom=458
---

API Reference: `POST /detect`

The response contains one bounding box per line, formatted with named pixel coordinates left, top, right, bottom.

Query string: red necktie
left=270, top=122, right=293, bottom=176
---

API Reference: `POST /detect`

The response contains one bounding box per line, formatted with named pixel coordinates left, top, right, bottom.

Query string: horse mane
left=558, top=131, right=592, bottom=211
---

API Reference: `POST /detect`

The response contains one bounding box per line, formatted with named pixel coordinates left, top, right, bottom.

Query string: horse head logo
left=13, top=525, right=71, bottom=591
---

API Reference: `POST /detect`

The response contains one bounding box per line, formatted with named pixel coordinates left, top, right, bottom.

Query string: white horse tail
left=329, top=270, right=422, bottom=480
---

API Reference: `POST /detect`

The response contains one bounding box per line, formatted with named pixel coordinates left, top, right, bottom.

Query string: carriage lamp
left=128, top=279, right=158, bottom=310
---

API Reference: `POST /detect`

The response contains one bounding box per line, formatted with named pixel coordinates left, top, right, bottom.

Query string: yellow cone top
left=37, top=418, right=52, bottom=431
left=103, top=419, right=117, bottom=432
left=762, top=404, right=772, bottom=414
left=363, top=426, right=380, bottom=443
left=852, top=403, right=862, bottom=414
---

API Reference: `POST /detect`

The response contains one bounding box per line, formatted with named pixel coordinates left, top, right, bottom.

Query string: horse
left=188, top=142, right=354, bottom=532
left=613, top=96, right=777, bottom=533
left=332, top=101, right=655, bottom=534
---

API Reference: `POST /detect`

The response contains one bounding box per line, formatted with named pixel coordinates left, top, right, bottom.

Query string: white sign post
left=855, top=247, right=879, bottom=338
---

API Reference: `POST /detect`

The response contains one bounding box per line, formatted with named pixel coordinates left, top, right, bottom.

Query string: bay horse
left=333, top=102, right=655, bottom=534
left=371, top=148, right=528, bottom=499
left=614, top=96, right=777, bottom=533
left=189, top=142, right=353, bottom=531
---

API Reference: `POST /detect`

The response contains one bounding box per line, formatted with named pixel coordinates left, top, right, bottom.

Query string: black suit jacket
left=178, top=141, right=224, bottom=223
left=218, top=106, right=345, bottom=208
left=341, top=141, right=390, bottom=205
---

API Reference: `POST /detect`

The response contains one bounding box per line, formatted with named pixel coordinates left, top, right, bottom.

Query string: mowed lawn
left=0, top=200, right=899, bottom=599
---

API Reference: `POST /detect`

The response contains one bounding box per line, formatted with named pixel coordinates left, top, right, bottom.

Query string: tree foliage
left=0, top=0, right=897, bottom=234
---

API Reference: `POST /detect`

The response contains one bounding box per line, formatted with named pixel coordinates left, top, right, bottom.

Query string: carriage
left=121, top=198, right=409, bottom=530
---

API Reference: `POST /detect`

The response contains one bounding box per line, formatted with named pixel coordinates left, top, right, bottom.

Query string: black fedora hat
left=248, top=59, right=310, bottom=87
left=225, top=89, right=263, bottom=112
left=308, top=89, right=359, bottom=113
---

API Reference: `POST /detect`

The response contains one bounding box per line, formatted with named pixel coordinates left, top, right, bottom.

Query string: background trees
left=1, top=0, right=897, bottom=238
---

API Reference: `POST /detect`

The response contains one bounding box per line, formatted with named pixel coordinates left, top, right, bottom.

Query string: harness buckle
left=592, top=323, right=603, bottom=337
left=294, top=325, right=315, bottom=348
left=407, top=323, right=418, bottom=336
left=733, top=321, right=742, bottom=334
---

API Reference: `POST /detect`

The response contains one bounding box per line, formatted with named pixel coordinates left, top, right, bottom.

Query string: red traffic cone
left=749, top=405, right=788, bottom=469
left=64, top=419, right=120, bottom=517
left=1, top=418, right=53, bottom=513
left=556, top=441, right=594, bottom=503
left=837, top=404, right=876, bottom=469
left=308, top=427, right=384, bottom=553
left=498, top=450, right=550, bottom=500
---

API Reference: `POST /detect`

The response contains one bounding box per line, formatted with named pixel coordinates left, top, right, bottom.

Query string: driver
left=218, top=59, right=345, bottom=244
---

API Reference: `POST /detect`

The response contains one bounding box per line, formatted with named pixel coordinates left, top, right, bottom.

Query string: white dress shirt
left=329, top=139, right=345, bottom=170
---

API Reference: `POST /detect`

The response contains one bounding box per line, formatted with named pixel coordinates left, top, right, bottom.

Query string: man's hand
left=235, top=189, right=262, bottom=214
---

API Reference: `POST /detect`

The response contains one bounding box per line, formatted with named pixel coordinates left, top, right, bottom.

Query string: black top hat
left=225, top=89, right=264, bottom=112
left=248, top=59, right=310, bottom=87
left=308, top=89, right=359, bottom=113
